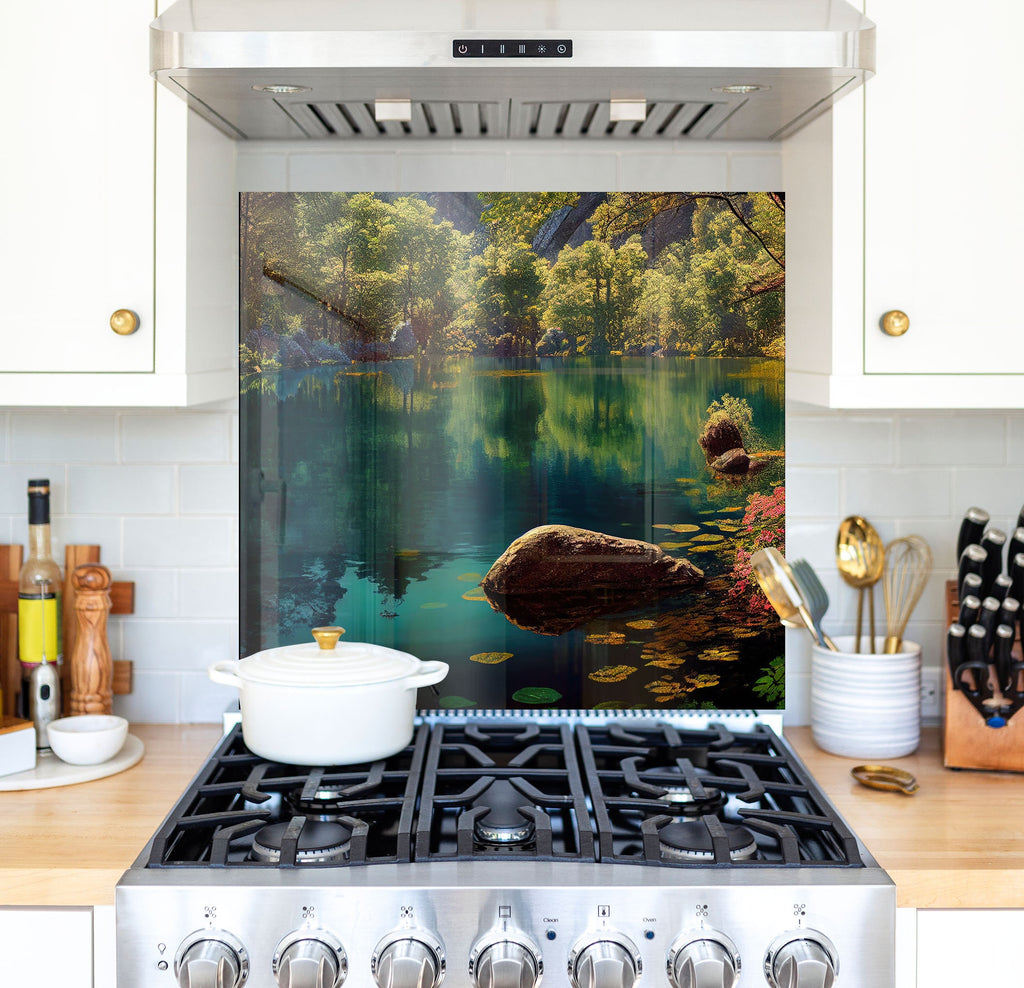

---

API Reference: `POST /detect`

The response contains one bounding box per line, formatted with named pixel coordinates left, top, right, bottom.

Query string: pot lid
left=238, top=627, right=425, bottom=687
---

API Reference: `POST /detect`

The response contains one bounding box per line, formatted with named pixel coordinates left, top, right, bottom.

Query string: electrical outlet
left=920, top=667, right=942, bottom=720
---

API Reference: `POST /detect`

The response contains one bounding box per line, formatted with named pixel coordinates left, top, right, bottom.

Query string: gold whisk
left=882, top=535, right=933, bottom=654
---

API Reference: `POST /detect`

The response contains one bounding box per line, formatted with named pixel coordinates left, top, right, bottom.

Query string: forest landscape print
left=239, top=191, right=786, bottom=711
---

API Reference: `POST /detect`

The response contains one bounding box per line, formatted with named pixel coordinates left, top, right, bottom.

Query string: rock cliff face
left=480, top=524, right=704, bottom=635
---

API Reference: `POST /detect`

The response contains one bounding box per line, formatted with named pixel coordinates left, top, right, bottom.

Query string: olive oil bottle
left=18, top=479, right=62, bottom=726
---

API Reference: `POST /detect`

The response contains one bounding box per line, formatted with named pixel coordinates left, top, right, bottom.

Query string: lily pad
left=625, top=619, right=658, bottom=630
left=645, top=658, right=685, bottom=669
left=457, top=572, right=482, bottom=582
left=438, top=695, right=477, bottom=708
left=652, top=523, right=701, bottom=533
left=584, top=632, right=627, bottom=645
left=461, top=586, right=488, bottom=601
left=396, top=549, right=421, bottom=557
left=588, top=664, right=637, bottom=684
left=420, top=601, right=447, bottom=609
left=593, top=701, right=627, bottom=710
left=690, top=533, right=725, bottom=543
left=470, top=651, right=513, bottom=665
left=512, top=686, right=563, bottom=705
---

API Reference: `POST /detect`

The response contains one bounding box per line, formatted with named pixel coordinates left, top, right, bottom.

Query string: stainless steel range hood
left=150, top=0, right=874, bottom=142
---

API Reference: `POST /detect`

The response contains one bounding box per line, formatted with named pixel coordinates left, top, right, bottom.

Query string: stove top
left=142, top=720, right=864, bottom=871
left=119, top=718, right=895, bottom=988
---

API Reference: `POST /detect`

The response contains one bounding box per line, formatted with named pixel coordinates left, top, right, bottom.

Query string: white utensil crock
left=810, top=635, right=921, bottom=759
left=209, top=627, right=448, bottom=765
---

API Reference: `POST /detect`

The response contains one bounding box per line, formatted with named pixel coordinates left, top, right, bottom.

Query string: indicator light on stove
left=763, top=931, right=838, bottom=988
left=174, top=929, right=249, bottom=988
left=567, top=933, right=641, bottom=988
left=668, top=932, right=740, bottom=988
left=273, top=931, right=347, bottom=988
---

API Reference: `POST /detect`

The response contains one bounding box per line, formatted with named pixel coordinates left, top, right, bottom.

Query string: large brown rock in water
left=699, top=415, right=744, bottom=461
left=481, top=524, right=704, bottom=597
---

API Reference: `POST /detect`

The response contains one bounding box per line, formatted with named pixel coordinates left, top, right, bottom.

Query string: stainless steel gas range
left=116, top=715, right=894, bottom=988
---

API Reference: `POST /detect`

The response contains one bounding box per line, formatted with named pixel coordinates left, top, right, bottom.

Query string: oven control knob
left=273, top=931, right=347, bottom=988
left=568, top=934, right=641, bottom=988
left=372, top=932, right=445, bottom=988
left=175, top=930, right=249, bottom=988
left=470, top=935, right=543, bottom=988
left=764, top=931, right=838, bottom=988
left=668, top=932, right=740, bottom=988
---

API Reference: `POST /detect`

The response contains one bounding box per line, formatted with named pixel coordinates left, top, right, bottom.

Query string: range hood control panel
left=452, top=40, right=573, bottom=58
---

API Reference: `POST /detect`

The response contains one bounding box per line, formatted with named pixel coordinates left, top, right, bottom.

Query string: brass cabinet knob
left=880, top=310, right=910, bottom=337
left=109, top=308, right=140, bottom=336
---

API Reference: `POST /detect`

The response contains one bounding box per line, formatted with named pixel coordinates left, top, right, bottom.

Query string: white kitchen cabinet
left=785, top=0, right=1024, bottom=408
left=0, top=0, right=237, bottom=407
left=0, top=906, right=94, bottom=987
left=916, top=910, right=1023, bottom=985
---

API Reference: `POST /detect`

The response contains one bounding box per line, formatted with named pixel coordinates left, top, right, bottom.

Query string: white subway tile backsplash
left=899, top=414, right=1006, bottom=466
left=122, top=618, right=237, bottom=672
left=113, top=670, right=181, bottom=724
left=783, top=468, right=840, bottom=517
left=179, top=671, right=240, bottom=723
left=950, top=467, right=1024, bottom=520
left=124, top=518, right=235, bottom=567
left=118, top=568, right=179, bottom=619
left=843, top=468, right=951, bottom=518
left=181, top=465, right=239, bottom=515
left=10, top=412, right=116, bottom=463
left=68, top=465, right=176, bottom=515
left=49, top=516, right=123, bottom=566
left=179, top=569, right=239, bottom=619
left=0, top=465, right=66, bottom=514
left=121, top=412, right=230, bottom=463
left=788, top=414, right=892, bottom=466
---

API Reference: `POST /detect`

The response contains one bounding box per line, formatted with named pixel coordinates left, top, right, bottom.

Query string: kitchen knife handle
left=990, top=573, right=1014, bottom=603
left=1008, top=527, right=1024, bottom=569
left=980, top=528, right=1008, bottom=587
left=964, top=624, right=994, bottom=698
left=947, top=623, right=967, bottom=689
left=978, top=596, right=1002, bottom=647
left=958, top=593, right=982, bottom=629
left=995, top=623, right=1016, bottom=695
left=957, top=507, right=990, bottom=562
left=1011, top=553, right=1024, bottom=605
left=998, top=596, right=1020, bottom=631
left=958, top=544, right=988, bottom=599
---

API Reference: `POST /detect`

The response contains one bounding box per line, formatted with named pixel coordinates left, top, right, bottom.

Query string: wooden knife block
left=943, top=580, right=1024, bottom=771
left=0, top=544, right=134, bottom=718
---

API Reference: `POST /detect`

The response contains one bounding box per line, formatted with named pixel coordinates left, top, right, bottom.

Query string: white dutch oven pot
left=209, top=626, right=448, bottom=765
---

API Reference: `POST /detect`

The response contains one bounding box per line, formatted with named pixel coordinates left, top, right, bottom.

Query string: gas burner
left=657, top=821, right=757, bottom=863
left=285, top=785, right=353, bottom=820
left=472, top=780, right=536, bottom=845
left=656, top=785, right=727, bottom=818
left=250, top=820, right=352, bottom=864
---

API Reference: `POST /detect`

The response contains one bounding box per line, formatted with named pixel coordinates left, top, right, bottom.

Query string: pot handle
left=404, top=660, right=449, bottom=691
left=208, top=660, right=243, bottom=689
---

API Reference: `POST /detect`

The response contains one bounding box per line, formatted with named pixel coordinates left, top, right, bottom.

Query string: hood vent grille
left=279, top=99, right=735, bottom=140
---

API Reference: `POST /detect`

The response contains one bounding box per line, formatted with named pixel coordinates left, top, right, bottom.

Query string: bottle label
left=18, top=594, right=62, bottom=667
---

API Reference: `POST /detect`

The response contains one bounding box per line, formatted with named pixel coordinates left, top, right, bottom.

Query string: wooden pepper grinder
left=69, top=564, right=113, bottom=715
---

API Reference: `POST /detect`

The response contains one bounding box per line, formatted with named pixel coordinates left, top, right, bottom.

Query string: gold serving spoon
left=836, top=516, right=886, bottom=653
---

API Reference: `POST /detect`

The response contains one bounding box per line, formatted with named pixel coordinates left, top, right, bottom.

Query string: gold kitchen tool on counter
left=851, top=764, right=919, bottom=795
left=882, top=535, right=932, bottom=653
left=837, top=516, right=885, bottom=653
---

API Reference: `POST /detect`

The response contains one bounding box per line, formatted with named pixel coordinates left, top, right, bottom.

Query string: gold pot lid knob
left=311, top=626, right=345, bottom=650
left=880, top=310, right=910, bottom=337
left=109, top=308, right=140, bottom=336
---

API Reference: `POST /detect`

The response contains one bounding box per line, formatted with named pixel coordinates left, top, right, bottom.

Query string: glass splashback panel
left=240, top=191, right=785, bottom=712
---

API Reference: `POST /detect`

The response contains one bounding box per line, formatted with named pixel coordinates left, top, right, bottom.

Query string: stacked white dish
left=810, top=635, right=921, bottom=759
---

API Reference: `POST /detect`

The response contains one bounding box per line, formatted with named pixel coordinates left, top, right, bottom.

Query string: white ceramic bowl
left=47, top=715, right=128, bottom=765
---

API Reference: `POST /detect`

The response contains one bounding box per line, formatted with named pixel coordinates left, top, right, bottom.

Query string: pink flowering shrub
left=728, top=485, right=785, bottom=618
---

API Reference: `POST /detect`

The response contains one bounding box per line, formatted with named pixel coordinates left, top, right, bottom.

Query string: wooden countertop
left=1, top=724, right=1020, bottom=909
